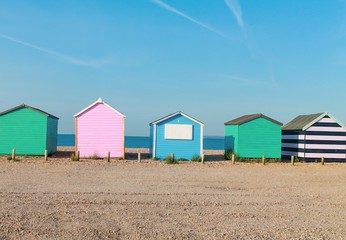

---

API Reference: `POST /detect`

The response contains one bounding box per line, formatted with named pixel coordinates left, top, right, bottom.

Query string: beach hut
left=74, top=98, right=125, bottom=158
left=149, top=111, right=204, bottom=160
left=0, top=104, right=59, bottom=155
left=282, top=112, right=346, bottom=162
left=224, top=114, right=282, bottom=158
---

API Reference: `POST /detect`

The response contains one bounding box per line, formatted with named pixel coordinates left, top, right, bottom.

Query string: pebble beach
left=0, top=147, right=345, bottom=239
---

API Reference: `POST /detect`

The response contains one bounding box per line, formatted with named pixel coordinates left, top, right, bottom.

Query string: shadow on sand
left=52, top=151, right=152, bottom=160
left=51, top=150, right=226, bottom=162
left=51, top=150, right=74, bottom=159
left=204, top=154, right=225, bottom=162
left=125, top=152, right=151, bottom=160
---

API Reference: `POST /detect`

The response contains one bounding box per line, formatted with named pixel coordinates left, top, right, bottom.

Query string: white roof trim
left=74, top=98, right=125, bottom=118
left=303, top=112, right=346, bottom=130
left=150, top=111, right=204, bottom=126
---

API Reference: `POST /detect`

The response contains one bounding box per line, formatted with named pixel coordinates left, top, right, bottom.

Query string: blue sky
left=1, top=0, right=346, bottom=136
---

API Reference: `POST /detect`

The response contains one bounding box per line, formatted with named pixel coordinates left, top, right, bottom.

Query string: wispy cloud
left=223, top=2, right=280, bottom=88
left=224, top=0, right=244, bottom=29
left=0, top=33, right=109, bottom=67
left=220, top=74, right=279, bottom=88
left=150, top=0, right=224, bottom=37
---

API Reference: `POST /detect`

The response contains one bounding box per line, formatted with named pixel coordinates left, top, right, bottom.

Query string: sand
left=0, top=147, right=346, bottom=239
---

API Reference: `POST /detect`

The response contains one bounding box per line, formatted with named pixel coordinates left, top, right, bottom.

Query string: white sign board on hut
left=164, top=124, right=193, bottom=140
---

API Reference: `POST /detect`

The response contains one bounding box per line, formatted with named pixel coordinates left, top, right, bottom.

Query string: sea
left=58, top=134, right=224, bottom=150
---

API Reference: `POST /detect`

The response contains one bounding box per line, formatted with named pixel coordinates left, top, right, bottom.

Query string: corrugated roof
left=224, top=114, right=282, bottom=126
left=150, top=111, right=204, bottom=126
left=282, top=113, right=324, bottom=130
left=0, top=104, right=59, bottom=119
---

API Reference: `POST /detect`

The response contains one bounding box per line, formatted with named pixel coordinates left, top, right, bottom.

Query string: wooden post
left=262, top=155, right=266, bottom=165
left=291, top=155, right=294, bottom=166
left=44, top=150, right=48, bottom=161
left=231, top=154, right=235, bottom=165
left=77, top=151, right=80, bottom=161
left=321, top=157, right=324, bottom=165
left=201, top=154, right=205, bottom=164
left=138, top=152, right=141, bottom=163
left=107, top=152, right=110, bottom=162
left=12, top=149, right=15, bottom=161
left=171, top=153, right=174, bottom=160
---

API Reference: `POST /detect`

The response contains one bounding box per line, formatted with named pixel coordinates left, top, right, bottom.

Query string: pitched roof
left=150, top=111, right=204, bottom=126
left=0, top=104, right=59, bottom=119
left=282, top=113, right=323, bottom=130
left=283, top=112, right=346, bottom=130
left=74, top=98, right=125, bottom=118
left=224, top=114, right=282, bottom=126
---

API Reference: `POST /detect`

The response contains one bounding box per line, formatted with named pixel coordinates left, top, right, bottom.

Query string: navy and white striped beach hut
left=282, top=112, right=346, bottom=162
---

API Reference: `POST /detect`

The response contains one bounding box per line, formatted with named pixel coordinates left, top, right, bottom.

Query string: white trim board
left=153, top=124, right=157, bottom=158
left=200, top=125, right=204, bottom=157
left=303, top=112, right=346, bottom=131
left=150, top=111, right=204, bottom=126
left=74, top=98, right=125, bottom=117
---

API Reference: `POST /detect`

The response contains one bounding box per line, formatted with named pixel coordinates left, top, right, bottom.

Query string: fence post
left=262, top=155, right=266, bottom=165
left=201, top=154, right=205, bottom=164
left=107, top=152, right=110, bottom=162
left=231, top=154, right=235, bottom=165
left=77, top=151, right=80, bottom=161
left=12, top=149, right=16, bottom=161
left=171, top=153, right=174, bottom=160
left=44, top=150, right=48, bottom=161
left=138, top=152, right=141, bottom=163
left=321, top=157, right=324, bottom=165
left=291, top=155, right=294, bottom=166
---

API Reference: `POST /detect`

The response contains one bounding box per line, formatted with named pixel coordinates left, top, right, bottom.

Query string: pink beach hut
left=74, top=98, right=125, bottom=158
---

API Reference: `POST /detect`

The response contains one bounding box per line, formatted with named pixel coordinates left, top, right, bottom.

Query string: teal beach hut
left=224, top=114, right=282, bottom=158
left=149, top=111, right=204, bottom=160
left=0, top=104, right=59, bottom=155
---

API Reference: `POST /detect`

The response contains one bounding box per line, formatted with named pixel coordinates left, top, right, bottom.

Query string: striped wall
left=282, top=116, right=346, bottom=161
left=76, top=103, right=125, bottom=158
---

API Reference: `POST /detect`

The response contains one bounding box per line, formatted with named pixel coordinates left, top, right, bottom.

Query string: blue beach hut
left=149, top=111, right=204, bottom=160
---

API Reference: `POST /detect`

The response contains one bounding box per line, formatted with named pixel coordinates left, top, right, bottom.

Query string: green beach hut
left=0, top=104, right=59, bottom=155
left=224, top=114, right=282, bottom=158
